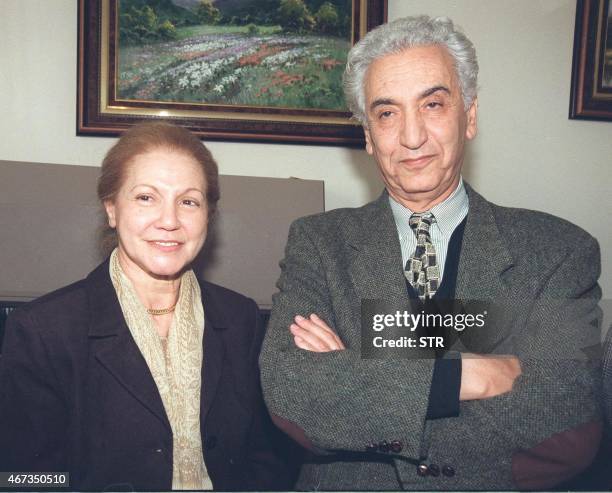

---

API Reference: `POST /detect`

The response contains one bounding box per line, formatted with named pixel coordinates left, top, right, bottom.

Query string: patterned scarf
left=109, top=249, right=213, bottom=490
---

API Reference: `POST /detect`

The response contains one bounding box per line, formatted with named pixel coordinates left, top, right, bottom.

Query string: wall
left=1, top=0, right=611, bottom=298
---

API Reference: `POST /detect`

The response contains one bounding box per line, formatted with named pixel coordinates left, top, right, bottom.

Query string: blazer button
left=155, top=448, right=163, bottom=454
left=378, top=440, right=390, bottom=453
left=416, top=463, right=429, bottom=477
left=205, top=436, right=217, bottom=450
left=442, top=465, right=455, bottom=477
left=365, top=443, right=378, bottom=452
left=390, top=440, right=403, bottom=453
left=428, top=464, right=440, bottom=477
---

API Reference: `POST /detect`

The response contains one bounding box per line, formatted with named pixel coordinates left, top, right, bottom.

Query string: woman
left=0, top=122, right=292, bottom=491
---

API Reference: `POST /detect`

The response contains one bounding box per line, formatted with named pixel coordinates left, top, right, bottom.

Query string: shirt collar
left=388, top=178, right=469, bottom=239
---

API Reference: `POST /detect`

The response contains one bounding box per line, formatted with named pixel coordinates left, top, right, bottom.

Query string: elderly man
left=260, top=15, right=603, bottom=490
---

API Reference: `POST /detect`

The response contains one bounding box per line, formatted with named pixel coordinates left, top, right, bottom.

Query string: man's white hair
left=343, top=15, right=479, bottom=126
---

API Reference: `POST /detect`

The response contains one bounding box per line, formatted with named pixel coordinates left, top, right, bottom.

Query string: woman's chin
left=143, top=262, right=189, bottom=280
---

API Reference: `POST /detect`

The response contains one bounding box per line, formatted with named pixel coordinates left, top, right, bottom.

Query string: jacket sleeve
left=259, top=218, right=436, bottom=461
left=603, top=326, right=612, bottom=428
left=244, top=300, right=299, bottom=490
left=0, top=308, right=69, bottom=472
left=433, top=236, right=604, bottom=489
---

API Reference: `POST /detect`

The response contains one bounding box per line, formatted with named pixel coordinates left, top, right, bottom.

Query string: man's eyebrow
left=369, top=98, right=396, bottom=111
left=420, top=86, right=451, bottom=98
left=369, top=86, right=451, bottom=111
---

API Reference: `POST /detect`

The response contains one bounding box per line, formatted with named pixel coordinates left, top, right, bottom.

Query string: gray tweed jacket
left=259, top=184, right=603, bottom=490
left=604, top=324, right=612, bottom=426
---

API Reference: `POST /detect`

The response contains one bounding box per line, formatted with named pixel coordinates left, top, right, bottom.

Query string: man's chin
left=399, top=173, right=459, bottom=196
left=395, top=180, right=439, bottom=197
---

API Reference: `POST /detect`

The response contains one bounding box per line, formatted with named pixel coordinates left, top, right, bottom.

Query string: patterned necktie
left=405, top=212, right=440, bottom=300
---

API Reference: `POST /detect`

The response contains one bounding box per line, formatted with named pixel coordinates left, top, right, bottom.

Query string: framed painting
left=569, top=0, right=612, bottom=120
left=77, top=0, right=387, bottom=145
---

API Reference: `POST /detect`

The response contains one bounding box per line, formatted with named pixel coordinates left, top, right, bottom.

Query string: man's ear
left=465, top=98, right=478, bottom=140
left=364, top=127, right=374, bottom=155
left=104, top=200, right=117, bottom=228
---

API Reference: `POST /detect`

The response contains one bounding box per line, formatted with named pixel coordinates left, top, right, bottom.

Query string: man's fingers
left=291, top=316, right=343, bottom=351
left=296, top=315, right=344, bottom=350
left=290, top=323, right=335, bottom=351
left=293, top=335, right=317, bottom=352
left=309, top=314, right=346, bottom=349
left=309, top=313, right=334, bottom=332
left=290, top=324, right=326, bottom=351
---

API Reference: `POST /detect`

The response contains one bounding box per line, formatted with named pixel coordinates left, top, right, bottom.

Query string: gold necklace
left=147, top=304, right=177, bottom=316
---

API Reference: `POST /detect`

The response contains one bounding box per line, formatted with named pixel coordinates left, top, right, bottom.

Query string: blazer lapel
left=452, top=186, right=518, bottom=352
left=347, top=192, right=409, bottom=309
left=455, top=185, right=514, bottom=301
left=200, top=283, right=226, bottom=421
left=86, top=260, right=171, bottom=431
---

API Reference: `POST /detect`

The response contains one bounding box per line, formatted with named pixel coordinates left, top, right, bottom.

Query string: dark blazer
left=0, top=259, right=291, bottom=491
left=260, top=184, right=603, bottom=490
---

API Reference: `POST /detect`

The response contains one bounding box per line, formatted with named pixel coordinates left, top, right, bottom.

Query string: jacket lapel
left=346, top=192, right=409, bottom=309
left=447, top=186, right=517, bottom=352
left=86, top=260, right=171, bottom=431
left=455, top=185, right=514, bottom=301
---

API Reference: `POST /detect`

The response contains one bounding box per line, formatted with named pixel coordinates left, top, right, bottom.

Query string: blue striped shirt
left=389, top=179, right=469, bottom=283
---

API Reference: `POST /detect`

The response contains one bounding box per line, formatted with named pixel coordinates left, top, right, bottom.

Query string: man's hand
left=460, top=354, right=522, bottom=400
left=290, top=314, right=345, bottom=352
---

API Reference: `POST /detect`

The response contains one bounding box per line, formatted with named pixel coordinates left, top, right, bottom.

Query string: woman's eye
left=182, top=199, right=200, bottom=207
left=136, top=194, right=153, bottom=202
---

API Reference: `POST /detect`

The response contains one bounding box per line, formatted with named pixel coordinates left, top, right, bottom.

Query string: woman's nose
left=156, top=202, right=180, bottom=230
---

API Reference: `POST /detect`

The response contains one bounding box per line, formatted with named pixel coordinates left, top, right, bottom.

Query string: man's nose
left=156, top=202, right=180, bottom=230
left=399, top=111, right=428, bottom=150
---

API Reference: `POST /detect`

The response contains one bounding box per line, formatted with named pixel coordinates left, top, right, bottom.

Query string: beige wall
left=1, top=0, right=611, bottom=297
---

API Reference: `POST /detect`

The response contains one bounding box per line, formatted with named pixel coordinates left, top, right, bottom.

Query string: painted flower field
left=117, top=27, right=349, bottom=111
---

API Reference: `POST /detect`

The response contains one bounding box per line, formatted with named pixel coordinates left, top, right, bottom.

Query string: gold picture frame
left=77, top=0, right=388, bottom=144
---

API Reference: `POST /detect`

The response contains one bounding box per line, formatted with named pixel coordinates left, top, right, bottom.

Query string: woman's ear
left=104, top=200, right=117, bottom=228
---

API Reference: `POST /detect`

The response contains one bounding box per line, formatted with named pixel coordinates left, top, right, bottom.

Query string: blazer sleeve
left=603, top=327, right=612, bottom=428
left=446, top=237, right=604, bottom=489
left=259, top=218, right=436, bottom=461
left=0, top=308, right=69, bottom=472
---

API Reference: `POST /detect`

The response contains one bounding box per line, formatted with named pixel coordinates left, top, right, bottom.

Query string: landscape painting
left=76, top=0, right=387, bottom=144
left=117, top=0, right=353, bottom=110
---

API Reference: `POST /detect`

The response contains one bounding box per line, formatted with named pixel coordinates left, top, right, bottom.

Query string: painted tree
left=195, top=0, right=221, bottom=24
left=277, top=0, right=314, bottom=32
left=314, top=2, right=339, bottom=34
left=158, top=19, right=178, bottom=39
left=120, top=6, right=160, bottom=43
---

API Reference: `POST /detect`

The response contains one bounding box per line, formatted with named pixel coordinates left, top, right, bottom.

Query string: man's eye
left=379, top=110, right=393, bottom=119
left=425, top=101, right=442, bottom=109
